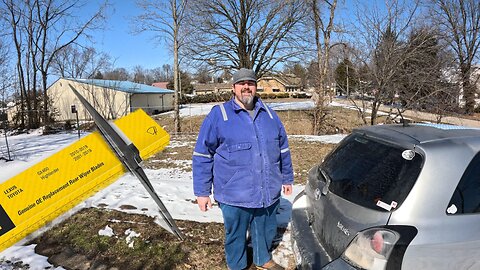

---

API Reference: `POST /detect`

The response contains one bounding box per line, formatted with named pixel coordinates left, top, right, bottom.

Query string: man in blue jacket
left=192, top=68, right=294, bottom=270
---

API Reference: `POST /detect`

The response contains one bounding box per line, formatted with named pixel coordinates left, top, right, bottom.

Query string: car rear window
left=322, top=134, right=423, bottom=211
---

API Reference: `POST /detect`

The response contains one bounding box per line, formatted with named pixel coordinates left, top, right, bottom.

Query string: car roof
left=354, top=123, right=480, bottom=145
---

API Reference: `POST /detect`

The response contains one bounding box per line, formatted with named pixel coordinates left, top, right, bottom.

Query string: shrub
left=64, top=119, right=73, bottom=130
left=276, top=92, right=289, bottom=99
left=268, top=93, right=277, bottom=99
left=292, top=92, right=310, bottom=99
left=181, top=92, right=232, bottom=104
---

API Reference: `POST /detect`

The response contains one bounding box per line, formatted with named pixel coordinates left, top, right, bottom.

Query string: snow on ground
left=290, top=134, right=347, bottom=144
left=0, top=100, right=346, bottom=269
left=170, top=100, right=316, bottom=118
left=0, top=130, right=88, bottom=182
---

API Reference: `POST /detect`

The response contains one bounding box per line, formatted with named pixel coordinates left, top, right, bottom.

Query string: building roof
left=258, top=74, right=301, bottom=87
left=152, top=82, right=169, bottom=89
left=194, top=83, right=232, bottom=92
left=70, top=78, right=174, bottom=94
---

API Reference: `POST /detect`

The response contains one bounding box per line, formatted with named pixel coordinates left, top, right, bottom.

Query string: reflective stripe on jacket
left=192, top=98, right=294, bottom=208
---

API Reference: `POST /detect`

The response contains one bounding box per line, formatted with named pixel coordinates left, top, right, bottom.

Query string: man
left=192, top=68, right=294, bottom=270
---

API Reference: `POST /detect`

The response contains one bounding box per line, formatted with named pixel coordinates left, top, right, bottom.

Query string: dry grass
left=288, top=139, right=336, bottom=184
left=154, top=103, right=364, bottom=136
left=32, top=208, right=226, bottom=270
left=145, top=134, right=197, bottom=172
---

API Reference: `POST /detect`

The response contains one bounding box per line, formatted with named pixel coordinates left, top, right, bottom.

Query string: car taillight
left=342, top=228, right=399, bottom=270
left=371, top=231, right=384, bottom=253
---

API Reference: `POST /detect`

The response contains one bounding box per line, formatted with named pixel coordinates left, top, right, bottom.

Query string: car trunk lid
left=306, top=183, right=392, bottom=263
left=305, top=132, right=423, bottom=266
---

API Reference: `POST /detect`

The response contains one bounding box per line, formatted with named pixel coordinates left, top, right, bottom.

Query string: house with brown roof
left=152, top=82, right=169, bottom=89
left=257, top=74, right=302, bottom=93
left=193, top=83, right=232, bottom=95
left=191, top=74, right=302, bottom=96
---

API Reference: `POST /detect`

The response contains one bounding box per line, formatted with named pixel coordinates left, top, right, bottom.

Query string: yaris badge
left=337, top=221, right=350, bottom=236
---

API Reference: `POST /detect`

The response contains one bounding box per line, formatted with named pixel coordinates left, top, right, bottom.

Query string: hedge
left=180, top=91, right=311, bottom=104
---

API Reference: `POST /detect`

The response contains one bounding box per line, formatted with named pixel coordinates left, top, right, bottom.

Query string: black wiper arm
left=319, top=167, right=332, bottom=195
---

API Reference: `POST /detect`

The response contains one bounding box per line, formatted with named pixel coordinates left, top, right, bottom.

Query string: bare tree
left=0, top=0, right=108, bottom=129
left=151, top=64, right=173, bottom=82
left=0, top=38, right=13, bottom=105
left=2, top=0, right=28, bottom=128
left=185, top=0, right=307, bottom=77
left=52, top=44, right=111, bottom=79
left=430, top=0, right=480, bottom=114
left=194, top=66, right=212, bottom=84
left=34, top=0, right=108, bottom=126
left=310, top=0, right=339, bottom=134
left=24, top=0, right=41, bottom=128
left=103, top=67, right=130, bottom=81
left=348, top=0, right=437, bottom=125
left=133, top=65, right=147, bottom=84
left=134, top=0, right=189, bottom=134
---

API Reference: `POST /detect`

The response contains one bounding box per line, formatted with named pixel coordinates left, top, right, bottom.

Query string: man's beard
left=240, top=95, right=254, bottom=109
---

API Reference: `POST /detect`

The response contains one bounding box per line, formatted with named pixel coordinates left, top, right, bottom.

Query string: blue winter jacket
left=192, top=97, right=294, bottom=208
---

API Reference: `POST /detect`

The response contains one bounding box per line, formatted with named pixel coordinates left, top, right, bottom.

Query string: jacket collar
left=230, top=97, right=266, bottom=113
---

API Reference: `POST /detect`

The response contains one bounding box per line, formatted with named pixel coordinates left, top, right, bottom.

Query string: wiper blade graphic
left=69, top=84, right=184, bottom=240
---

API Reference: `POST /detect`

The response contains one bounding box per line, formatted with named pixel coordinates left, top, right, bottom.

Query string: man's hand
left=196, top=196, right=212, bottom=212
left=282, top=184, right=293, bottom=196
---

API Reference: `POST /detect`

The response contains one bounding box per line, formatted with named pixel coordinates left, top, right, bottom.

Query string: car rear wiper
left=319, top=167, right=332, bottom=195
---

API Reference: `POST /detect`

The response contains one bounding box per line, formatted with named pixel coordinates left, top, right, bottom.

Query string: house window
left=273, top=88, right=280, bottom=92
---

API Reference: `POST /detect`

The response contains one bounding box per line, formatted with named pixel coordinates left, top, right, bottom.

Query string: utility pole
left=71, top=105, right=80, bottom=139
left=346, top=64, right=349, bottom=97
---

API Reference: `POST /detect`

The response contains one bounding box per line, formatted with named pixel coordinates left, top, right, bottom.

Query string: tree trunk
left=461, top=64, right=475, bottom=114
left=173, top=0, right=181, bottom=134
left=42, top=71, right=49, bottom=126
left=311, top=0, right=337, bottom=134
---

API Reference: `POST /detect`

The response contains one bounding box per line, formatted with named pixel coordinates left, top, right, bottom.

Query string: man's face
left=233, top=80, right=257, bottom=109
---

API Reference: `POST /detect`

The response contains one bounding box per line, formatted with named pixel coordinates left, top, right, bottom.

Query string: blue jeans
left=219, top=200, right=280, bottom=270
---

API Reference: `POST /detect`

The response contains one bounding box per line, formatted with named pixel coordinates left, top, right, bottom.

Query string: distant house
left=48, top=78, right=174, bottom=121
left=193, top=83, right=232, bottom=95
left=257, top=74, right=302, bottom=93
left=191, top=74, right=302, bottom=96
left=152, top=82, right=169, bottom=89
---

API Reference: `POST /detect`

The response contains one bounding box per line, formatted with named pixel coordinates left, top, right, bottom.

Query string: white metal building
left=48, top=78, right=175, bottom=121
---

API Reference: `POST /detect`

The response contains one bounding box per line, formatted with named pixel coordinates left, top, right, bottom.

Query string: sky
left=0, top=100, right=348, bottom=269
left=80, top=1, right=172, bottom=71
left=73, top=0, right=400, bottom=73
left=77, top=0, right=361, bottom=73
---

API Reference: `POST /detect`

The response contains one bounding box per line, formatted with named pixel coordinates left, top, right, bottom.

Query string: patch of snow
left=290, top=134, right=347, bottom=144
left=125, top=229, right=141, bottom=248
left=0, top=244, right=65, bottom=270
left=98, top=225, right=114, bottom=237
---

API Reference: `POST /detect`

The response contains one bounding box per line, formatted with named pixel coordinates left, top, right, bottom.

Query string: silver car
left=291, top=123, right=480, bottom=270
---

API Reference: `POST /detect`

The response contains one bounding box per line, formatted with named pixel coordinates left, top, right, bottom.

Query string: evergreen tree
left=334, top=58, right=359, bottom=96
left=398, top=28, right=455, bottom=112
